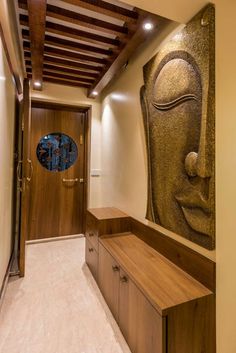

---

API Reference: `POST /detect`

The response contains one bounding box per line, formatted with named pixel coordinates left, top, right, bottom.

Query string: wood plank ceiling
left=17, top=0, right=169, bottom=97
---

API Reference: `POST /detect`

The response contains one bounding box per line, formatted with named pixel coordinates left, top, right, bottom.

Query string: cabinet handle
left=120, top=275, right=128, bottom=283
left=112, top=265, right=119, bottom=272
left=89, top=233, right=94, bottom=237
left=88, top=248, right=94, bottom=252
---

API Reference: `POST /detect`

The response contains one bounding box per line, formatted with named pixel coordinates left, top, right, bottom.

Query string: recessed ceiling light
left=92, top=91, right=98, bottom=96
left=143, top=22, right=154, bottom=31
left=34, top=81, right=41, bottom=87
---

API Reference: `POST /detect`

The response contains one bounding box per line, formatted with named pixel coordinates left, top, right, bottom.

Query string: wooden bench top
left=88, top=207, right=129, bottom=220
left=100, top=232, right=213, bottom=316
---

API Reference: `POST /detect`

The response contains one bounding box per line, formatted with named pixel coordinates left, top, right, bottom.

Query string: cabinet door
left=86, top=212, right=99, bottom=252
left=85, top=238, right=98, bottom=281
left=98, top=243, right=120, bottom=322
left=119, top=269, right=165, bottom=353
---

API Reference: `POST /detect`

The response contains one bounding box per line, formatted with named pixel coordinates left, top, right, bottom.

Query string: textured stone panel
left=140, top=5, right=215, bottom=249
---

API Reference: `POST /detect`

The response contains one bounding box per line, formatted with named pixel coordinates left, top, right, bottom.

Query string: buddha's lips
left=175, top=187, right=211, bottom=214
left=175, top=186, right=212, bottom=236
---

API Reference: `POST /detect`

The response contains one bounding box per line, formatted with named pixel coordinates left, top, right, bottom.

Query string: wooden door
left=98, top=243, right=120, bottom=322
left=28, top=104, right=86, bottom=240
left=119, top=268, right=165, bottom=353
left=19, top=79, right=31, bottom=276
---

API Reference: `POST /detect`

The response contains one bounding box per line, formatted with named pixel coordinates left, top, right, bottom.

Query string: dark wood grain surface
left=28, top=107, right=85, bottom=239
left=100, top=233, right=212, bottom=316
left=131, top=218, right=216, bottom=291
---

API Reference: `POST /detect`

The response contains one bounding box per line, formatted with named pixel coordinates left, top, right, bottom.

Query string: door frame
left=31, top=99, right=92, bottom=234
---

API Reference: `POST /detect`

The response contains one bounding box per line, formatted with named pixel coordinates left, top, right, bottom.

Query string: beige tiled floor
left=0, top=237, right=131, bottom=353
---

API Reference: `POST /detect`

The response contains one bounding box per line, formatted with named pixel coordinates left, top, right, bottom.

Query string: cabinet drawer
left=85, top=213, right=98, bottom=252
left=85, top=238, right=98, bottom=281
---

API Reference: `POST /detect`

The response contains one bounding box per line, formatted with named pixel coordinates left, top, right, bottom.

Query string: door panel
left=29, top=106, right=85, bottom=239
left=98, top=243, right=120, bottom=322
left=119, top=268, right=165, bottom=353
left=85, top=238, right=98, bottom=281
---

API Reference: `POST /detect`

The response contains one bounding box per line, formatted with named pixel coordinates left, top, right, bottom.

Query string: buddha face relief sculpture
left=140, top=6, right=215, bottom=249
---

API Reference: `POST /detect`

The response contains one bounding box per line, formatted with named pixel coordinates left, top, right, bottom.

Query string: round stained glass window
left=36, top=133, right=78, bottom=172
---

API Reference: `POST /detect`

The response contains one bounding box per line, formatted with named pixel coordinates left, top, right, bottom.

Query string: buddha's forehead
left=153, top=58, right=201, bottom=104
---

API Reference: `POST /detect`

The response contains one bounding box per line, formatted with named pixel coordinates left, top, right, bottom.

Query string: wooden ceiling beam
left=42, top=56, right=102, bottom=73
left=27, top=0, right=47, bottom=90
left=24, top=55, right=102, bottom=73
left=43, top=64, right=98, bottom=79
left=26, top=64, right=98, bottom=79
left=46, top=4, right=128, bottom=36
left=19, top=0, right=128, bottom=35
left=43, top=77, right=90, bottom=88
left=43, top=70, right=95, bottom=84
left=27, top=73, right=91, bottom=88
left=61, top=0, right=138, bottom=23
left=23, top=42, right=108, bottom=65
left=22, top=29, right=113, bottom=56
left=20, top=14, right=121, bottom=48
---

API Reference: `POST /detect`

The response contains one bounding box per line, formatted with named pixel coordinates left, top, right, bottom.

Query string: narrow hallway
left=0, top=237, right=131, bottom=353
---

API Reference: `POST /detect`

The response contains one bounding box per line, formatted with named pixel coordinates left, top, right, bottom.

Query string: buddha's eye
left=151, top=58, right=201, bottom=111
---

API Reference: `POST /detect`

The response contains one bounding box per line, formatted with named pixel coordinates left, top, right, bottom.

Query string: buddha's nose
left=185, top=152, right=198, bottom=177
left=185, top=148, right=212, bottom=179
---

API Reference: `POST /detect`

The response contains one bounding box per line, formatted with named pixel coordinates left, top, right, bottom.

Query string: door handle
left=17, top=161, right=23, bottom=182
left=112, top=265, right=120, bottom=272
left=62, top=178, right=79, bottom=183
left=27, top=159, right=33, bottom=182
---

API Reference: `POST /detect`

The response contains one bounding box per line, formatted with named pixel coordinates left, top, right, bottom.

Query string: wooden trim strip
left=130, top=218, right=216, bottom=292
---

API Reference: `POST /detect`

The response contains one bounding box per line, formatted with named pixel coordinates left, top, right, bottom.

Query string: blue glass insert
left=36, top=133, right=78, bottom=172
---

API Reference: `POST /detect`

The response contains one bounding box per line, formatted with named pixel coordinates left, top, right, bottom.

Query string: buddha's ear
left=140, top=85, right=155, bottom=223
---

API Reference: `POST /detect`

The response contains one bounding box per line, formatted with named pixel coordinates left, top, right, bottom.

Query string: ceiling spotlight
left=34, top=81, right=41, bottom=87
left=92, top=91, right=98, bottom=96
left=143, top=22, right=154, bottom=31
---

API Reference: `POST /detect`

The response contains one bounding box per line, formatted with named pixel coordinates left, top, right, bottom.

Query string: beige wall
left=0, top=37, right=16, bottom=287
left=101, top=1, right=236, bottom=353
left=31, top=83, right=102, bottom=208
